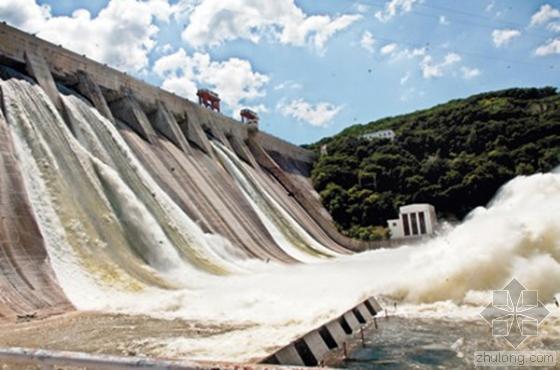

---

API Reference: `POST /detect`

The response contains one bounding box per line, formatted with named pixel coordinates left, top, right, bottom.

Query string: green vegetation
left=308, top=87, right=560, bottom=240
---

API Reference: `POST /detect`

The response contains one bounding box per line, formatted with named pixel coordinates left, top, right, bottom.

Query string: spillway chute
left=213, top=141, right=340, bottom=262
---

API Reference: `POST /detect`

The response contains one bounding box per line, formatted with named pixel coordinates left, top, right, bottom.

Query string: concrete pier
left=368, top=297, right=383, bottom=313
left=76, top=71, right=115, bottom=123
left=274, top=345, right=305, bottom=366
left=357, top=304, right=371, bottom=323
left=228, top=134, right=258, bottom=167
left=149, top=101, right=191, bottom=153
left=24, top=49, right=62, bottom=111
left=198, top=109, right=235, bottom=152
left=109, top=93, right=158, bottom=144
left=303, top=331, right=331, bottom=365
left=325, top=320, right=348, bottom=347
left=343, top=311, right=361, bottom=331
left=176, top=107, right=212, bottom=154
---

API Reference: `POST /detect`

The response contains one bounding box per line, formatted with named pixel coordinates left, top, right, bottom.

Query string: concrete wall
left=0, top=22, right=315, bottom=166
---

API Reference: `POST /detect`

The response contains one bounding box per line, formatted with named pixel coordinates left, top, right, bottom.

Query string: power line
left=369, top=33, right=555, bottom=70
left=342, top=1, right=556, bottom=69
left=407, top=2, right=528, bottom=30
left=363, top=0, right=553, bottom=40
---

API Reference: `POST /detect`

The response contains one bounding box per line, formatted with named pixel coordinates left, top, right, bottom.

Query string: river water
left=343, top=312, right=560, bottom=369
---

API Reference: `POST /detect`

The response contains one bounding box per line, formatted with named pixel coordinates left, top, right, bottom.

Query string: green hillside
left=307, top=87, right=560, bottom=241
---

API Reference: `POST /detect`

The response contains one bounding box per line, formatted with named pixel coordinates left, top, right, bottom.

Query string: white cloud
left=492, top=29, right=521, bottom=47
left=461, top=66, right=480, bottom=79
left=380, top=42, right=398, bottom=55
left=156, top=43, right=174, bottom=55
left=0, top=0, right=171, bottom=73
left=0, top=0, right=50, bottom=31
left=535, top=38, right=560, bottom=56
left=439, top=15, right=449, bottom=25
left=274, top=81, right=303, bottom=90
left=378, top=43, right=462, bottom=81
left=400, top=72, right=410, bottom=85
left=180, top=0, right=361, bottom=53
left=445, top=53, right=462, bottom=63
left=380, top=43, right=426, bottom=60
left=399, top=47, right=426, bottom=59
left=485, top=1, right=495, bottom=13
left=360, top=31, right=375, bottom=53
left=375, top=0, right=419, bottom=22
left=530, top=4, right=560, bottom=27
left=353, top=3, right=371, bottom=13
left=308, top=14, right=362, bottom=53
left=547, top=22, right=560, bottom=32
left=277, top=99, right=342, bottom=127
left=154, top=49, right=270, bottom=113
left=420, top=52, right=461, bottom=79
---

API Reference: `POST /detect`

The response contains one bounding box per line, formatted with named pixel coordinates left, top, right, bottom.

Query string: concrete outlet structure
left=387, top=203, right=438, bottom=239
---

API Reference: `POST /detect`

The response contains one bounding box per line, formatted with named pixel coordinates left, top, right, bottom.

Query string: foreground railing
left=0, top=347, right=306, bottom=370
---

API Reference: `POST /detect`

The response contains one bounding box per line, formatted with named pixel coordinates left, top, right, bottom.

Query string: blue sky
left=1, top=0, right=559, bottom=144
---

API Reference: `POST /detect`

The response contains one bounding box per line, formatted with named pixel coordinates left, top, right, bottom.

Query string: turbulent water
left=0, top=72, right=559, bottom=363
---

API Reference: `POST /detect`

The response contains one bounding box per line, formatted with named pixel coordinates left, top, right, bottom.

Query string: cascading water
left=0, top=70, right=558, bottom=363
left=60, top=91, right=254, bottom=276
left=212, top=141, right=339, bottom=262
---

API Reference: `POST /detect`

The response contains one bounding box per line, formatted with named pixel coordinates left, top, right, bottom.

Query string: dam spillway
left=0, top=22, right=391, bottom=365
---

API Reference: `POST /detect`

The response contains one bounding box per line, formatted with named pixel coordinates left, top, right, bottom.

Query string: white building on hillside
left=361, top=129, right=395, bottom=141
left=387, top=204, right=437, bottom=239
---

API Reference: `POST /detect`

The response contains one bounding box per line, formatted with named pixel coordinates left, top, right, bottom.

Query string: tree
left=308, top=87, right=560, bottom=240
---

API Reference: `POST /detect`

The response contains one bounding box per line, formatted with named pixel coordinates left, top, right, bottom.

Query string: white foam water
left=212, top=141, right=339, bottom=261
left=1, top=75, right=558, bottom=362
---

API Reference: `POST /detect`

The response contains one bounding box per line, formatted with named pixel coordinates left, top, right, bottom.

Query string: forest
left=307, top=87, right=560, bottom=240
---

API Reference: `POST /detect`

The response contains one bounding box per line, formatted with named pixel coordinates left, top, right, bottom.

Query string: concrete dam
left=0, top=22, right=390, bottom=367
left=1, top=19, right=560, bottom=370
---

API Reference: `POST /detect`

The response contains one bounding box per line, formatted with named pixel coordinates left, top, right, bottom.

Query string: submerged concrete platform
left=0, top=297, right=384, bottom=369
left=261, top=297, right=383, bottom=367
